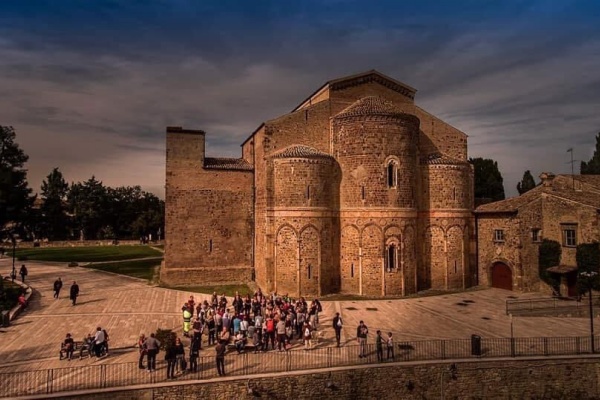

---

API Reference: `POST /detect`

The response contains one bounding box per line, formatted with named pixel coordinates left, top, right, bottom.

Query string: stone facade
left=476, top=173, right=600, bottom=293
left=163, top=70, right=475, bottom=296
left=53, top=357, right=600, bottom=400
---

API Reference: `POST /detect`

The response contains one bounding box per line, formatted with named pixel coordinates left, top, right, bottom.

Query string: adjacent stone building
left=163, top=70, right=476, bottom=297
left=475, top=173, right=600, bottom=294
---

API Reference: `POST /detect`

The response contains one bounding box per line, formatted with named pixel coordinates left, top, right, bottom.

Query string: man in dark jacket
left=215, top=340, right=226, bottom=376
left=332, top=312, right=343, bottom=347
left=356, top=320, right=368, bottom=358
left=69, top=281, right=79, bottom=305
left=53, top=278, right=63, bottom=299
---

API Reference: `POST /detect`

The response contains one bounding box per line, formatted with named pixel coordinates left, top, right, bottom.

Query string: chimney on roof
left=539, top=172, right=556, bottom=187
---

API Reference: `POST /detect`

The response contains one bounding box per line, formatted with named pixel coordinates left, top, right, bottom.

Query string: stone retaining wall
left=40, top=356, right=600, bottom=400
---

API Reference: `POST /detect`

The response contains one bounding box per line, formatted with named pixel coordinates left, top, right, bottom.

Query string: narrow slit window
left=387, top=244, right=397, bottom=272
left=351, top=263, right=354, bottom=278
left=387, top=161, right=397, bottom=188
left=209, top=239, right=213, bottom=253
left=361, top=186, right=365, bottom=200
left=306, top=185, right=310, bottom=199
left=454, top=260, right=457, bottom=274
left=307, top=264, right=312, bottom=280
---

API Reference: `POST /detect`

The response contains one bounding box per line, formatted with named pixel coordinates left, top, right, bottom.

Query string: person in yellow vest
left=182, top=304, right=192, bottom=337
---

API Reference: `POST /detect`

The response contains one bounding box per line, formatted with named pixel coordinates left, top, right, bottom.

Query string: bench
left=59, top=341, right=84, bottom=360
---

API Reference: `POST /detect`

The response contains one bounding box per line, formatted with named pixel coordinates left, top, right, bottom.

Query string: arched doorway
left=491, top=262, right=512, bottom=291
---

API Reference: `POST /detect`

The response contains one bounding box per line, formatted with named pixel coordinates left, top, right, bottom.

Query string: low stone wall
left=10, top=240, right=162, bottom=249
left=35, top=356, right=600, bottom=400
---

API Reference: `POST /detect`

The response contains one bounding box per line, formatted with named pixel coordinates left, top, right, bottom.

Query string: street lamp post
left=580, top=271, right=597, bottom=353
left=11, top=235, right=16, bottom=280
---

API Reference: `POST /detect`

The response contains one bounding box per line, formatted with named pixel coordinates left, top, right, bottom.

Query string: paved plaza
left=0, top=257, right=596, bottom=375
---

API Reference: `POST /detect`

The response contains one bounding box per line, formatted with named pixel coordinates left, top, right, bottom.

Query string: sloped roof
left=269, top=145, right=333, bottom=159
left=476, top=174, right=600, bottom=213
left=292, top=69, right=416, bottom=112
left=421, top=153, right=470, bottom=166
left=334, top=96, right=410, bottom=119
left=204, top=157, right=253, bottom=171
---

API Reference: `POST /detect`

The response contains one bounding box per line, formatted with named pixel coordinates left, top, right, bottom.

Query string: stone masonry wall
left=56, top=357, right=600, bottom=400
left=163, top=129, right=254, bottom=286
left=476, top=213, right=521, bottom=290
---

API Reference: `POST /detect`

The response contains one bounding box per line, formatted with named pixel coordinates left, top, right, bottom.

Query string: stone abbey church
left=163, top=70, right=475, bottom=297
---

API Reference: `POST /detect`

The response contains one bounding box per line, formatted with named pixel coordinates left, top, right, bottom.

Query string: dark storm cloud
left=1, top=0, right=599, bottom=197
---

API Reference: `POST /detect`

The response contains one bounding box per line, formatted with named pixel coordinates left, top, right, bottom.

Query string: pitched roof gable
left=476, top=174, right=600, bottom=214
left=292, top=70, right=416, bottom=112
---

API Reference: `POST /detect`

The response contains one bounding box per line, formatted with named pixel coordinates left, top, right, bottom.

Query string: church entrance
left=491, top=262, right=512, bottom=291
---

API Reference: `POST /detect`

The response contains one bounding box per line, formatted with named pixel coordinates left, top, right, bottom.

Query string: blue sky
left=1, top=0, right=599, bottom=197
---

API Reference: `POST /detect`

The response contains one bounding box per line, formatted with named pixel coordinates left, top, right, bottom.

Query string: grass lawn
left=13, top=245, right=163, bottom=263
left=163, top=284, right=254, bottom=297
left=86, top=259, right=161, bottom=281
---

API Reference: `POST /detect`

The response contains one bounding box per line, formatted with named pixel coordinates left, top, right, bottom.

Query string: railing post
left=103, top=364, right=107, bottom=388
left=543, top=337, right=549, bottom=356
left=441, top=340, right=446, bottom=360
left=46, top=369, right=53, bottom=394
left=511, top=338, right=515, bottom=358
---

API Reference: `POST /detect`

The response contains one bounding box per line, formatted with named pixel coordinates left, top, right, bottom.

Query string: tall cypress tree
left=40, top=168, right=69, bottom=240
left=517, top=170, right=536, bottom=195
left=581, top=133, right=600, bottom=174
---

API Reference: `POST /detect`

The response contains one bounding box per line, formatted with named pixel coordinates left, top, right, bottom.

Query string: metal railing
left=505, top=296, right=600, bottom=315
left=1, top=336, right=599, bottom=398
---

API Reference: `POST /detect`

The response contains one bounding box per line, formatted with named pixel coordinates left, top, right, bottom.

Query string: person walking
left=53, top=277, right=63, bottom=299
left=19, top=264, right=27, bottom=283
left=356, top=320, right=368, bottom=358
left=332, top=312, right=343, bottom=347
left=215, top=339, right=226, bottom=376
left=138, top=334, right=147, bottom=369
left=69, top=281, right=79, bottom=306
left=144, top=333, right=161, bottom=372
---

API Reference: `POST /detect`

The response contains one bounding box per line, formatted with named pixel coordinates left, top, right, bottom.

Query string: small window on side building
left=532, top=229, right=542, bottom=243
left=493, top=229, right=505, bottom=243
left=562, top=224, right=577, bottom=247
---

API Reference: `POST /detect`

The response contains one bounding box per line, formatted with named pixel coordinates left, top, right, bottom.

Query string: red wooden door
left=491, top=262, right=512, bottom=291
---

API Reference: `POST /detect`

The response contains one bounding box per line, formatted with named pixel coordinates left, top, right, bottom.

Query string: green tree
left=40, top=168, right=69, bottom=240
left=0, top=126, right=34, bottom=237
left=539, top=239, right=561, bottom=295
left=67, top=176, right=108, bottom=240
left=469, top=157, right=505, bottom=201
left=581, top=133, right=600, bottom=174
left=517, top=170, right=536, bottom=195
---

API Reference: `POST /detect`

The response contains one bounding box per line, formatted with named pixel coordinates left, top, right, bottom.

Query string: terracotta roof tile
left=476, top=174, right=600, bottom=213
left=335, top=96, right=415, bottom=119
left=421, top=153, right=469, bottom=166
left=269, top=145, right=333, bottom=159
left=204, top=157, right=253, bottom=171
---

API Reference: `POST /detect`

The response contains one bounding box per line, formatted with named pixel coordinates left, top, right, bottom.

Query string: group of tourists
left=184, top=290, right=324, bottom=353
left=60, top=326, right=110, bottom=360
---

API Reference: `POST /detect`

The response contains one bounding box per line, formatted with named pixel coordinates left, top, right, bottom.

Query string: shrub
left=539, top=239, right=561, bottom=293
left=576, top=242, right=600, bottom=292
left=154, top=328, right=174, bottom=350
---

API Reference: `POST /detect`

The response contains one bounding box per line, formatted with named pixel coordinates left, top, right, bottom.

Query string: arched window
left=387, top=161, right=398, bottom=188
left=387, top=244, right=397, bottom=272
